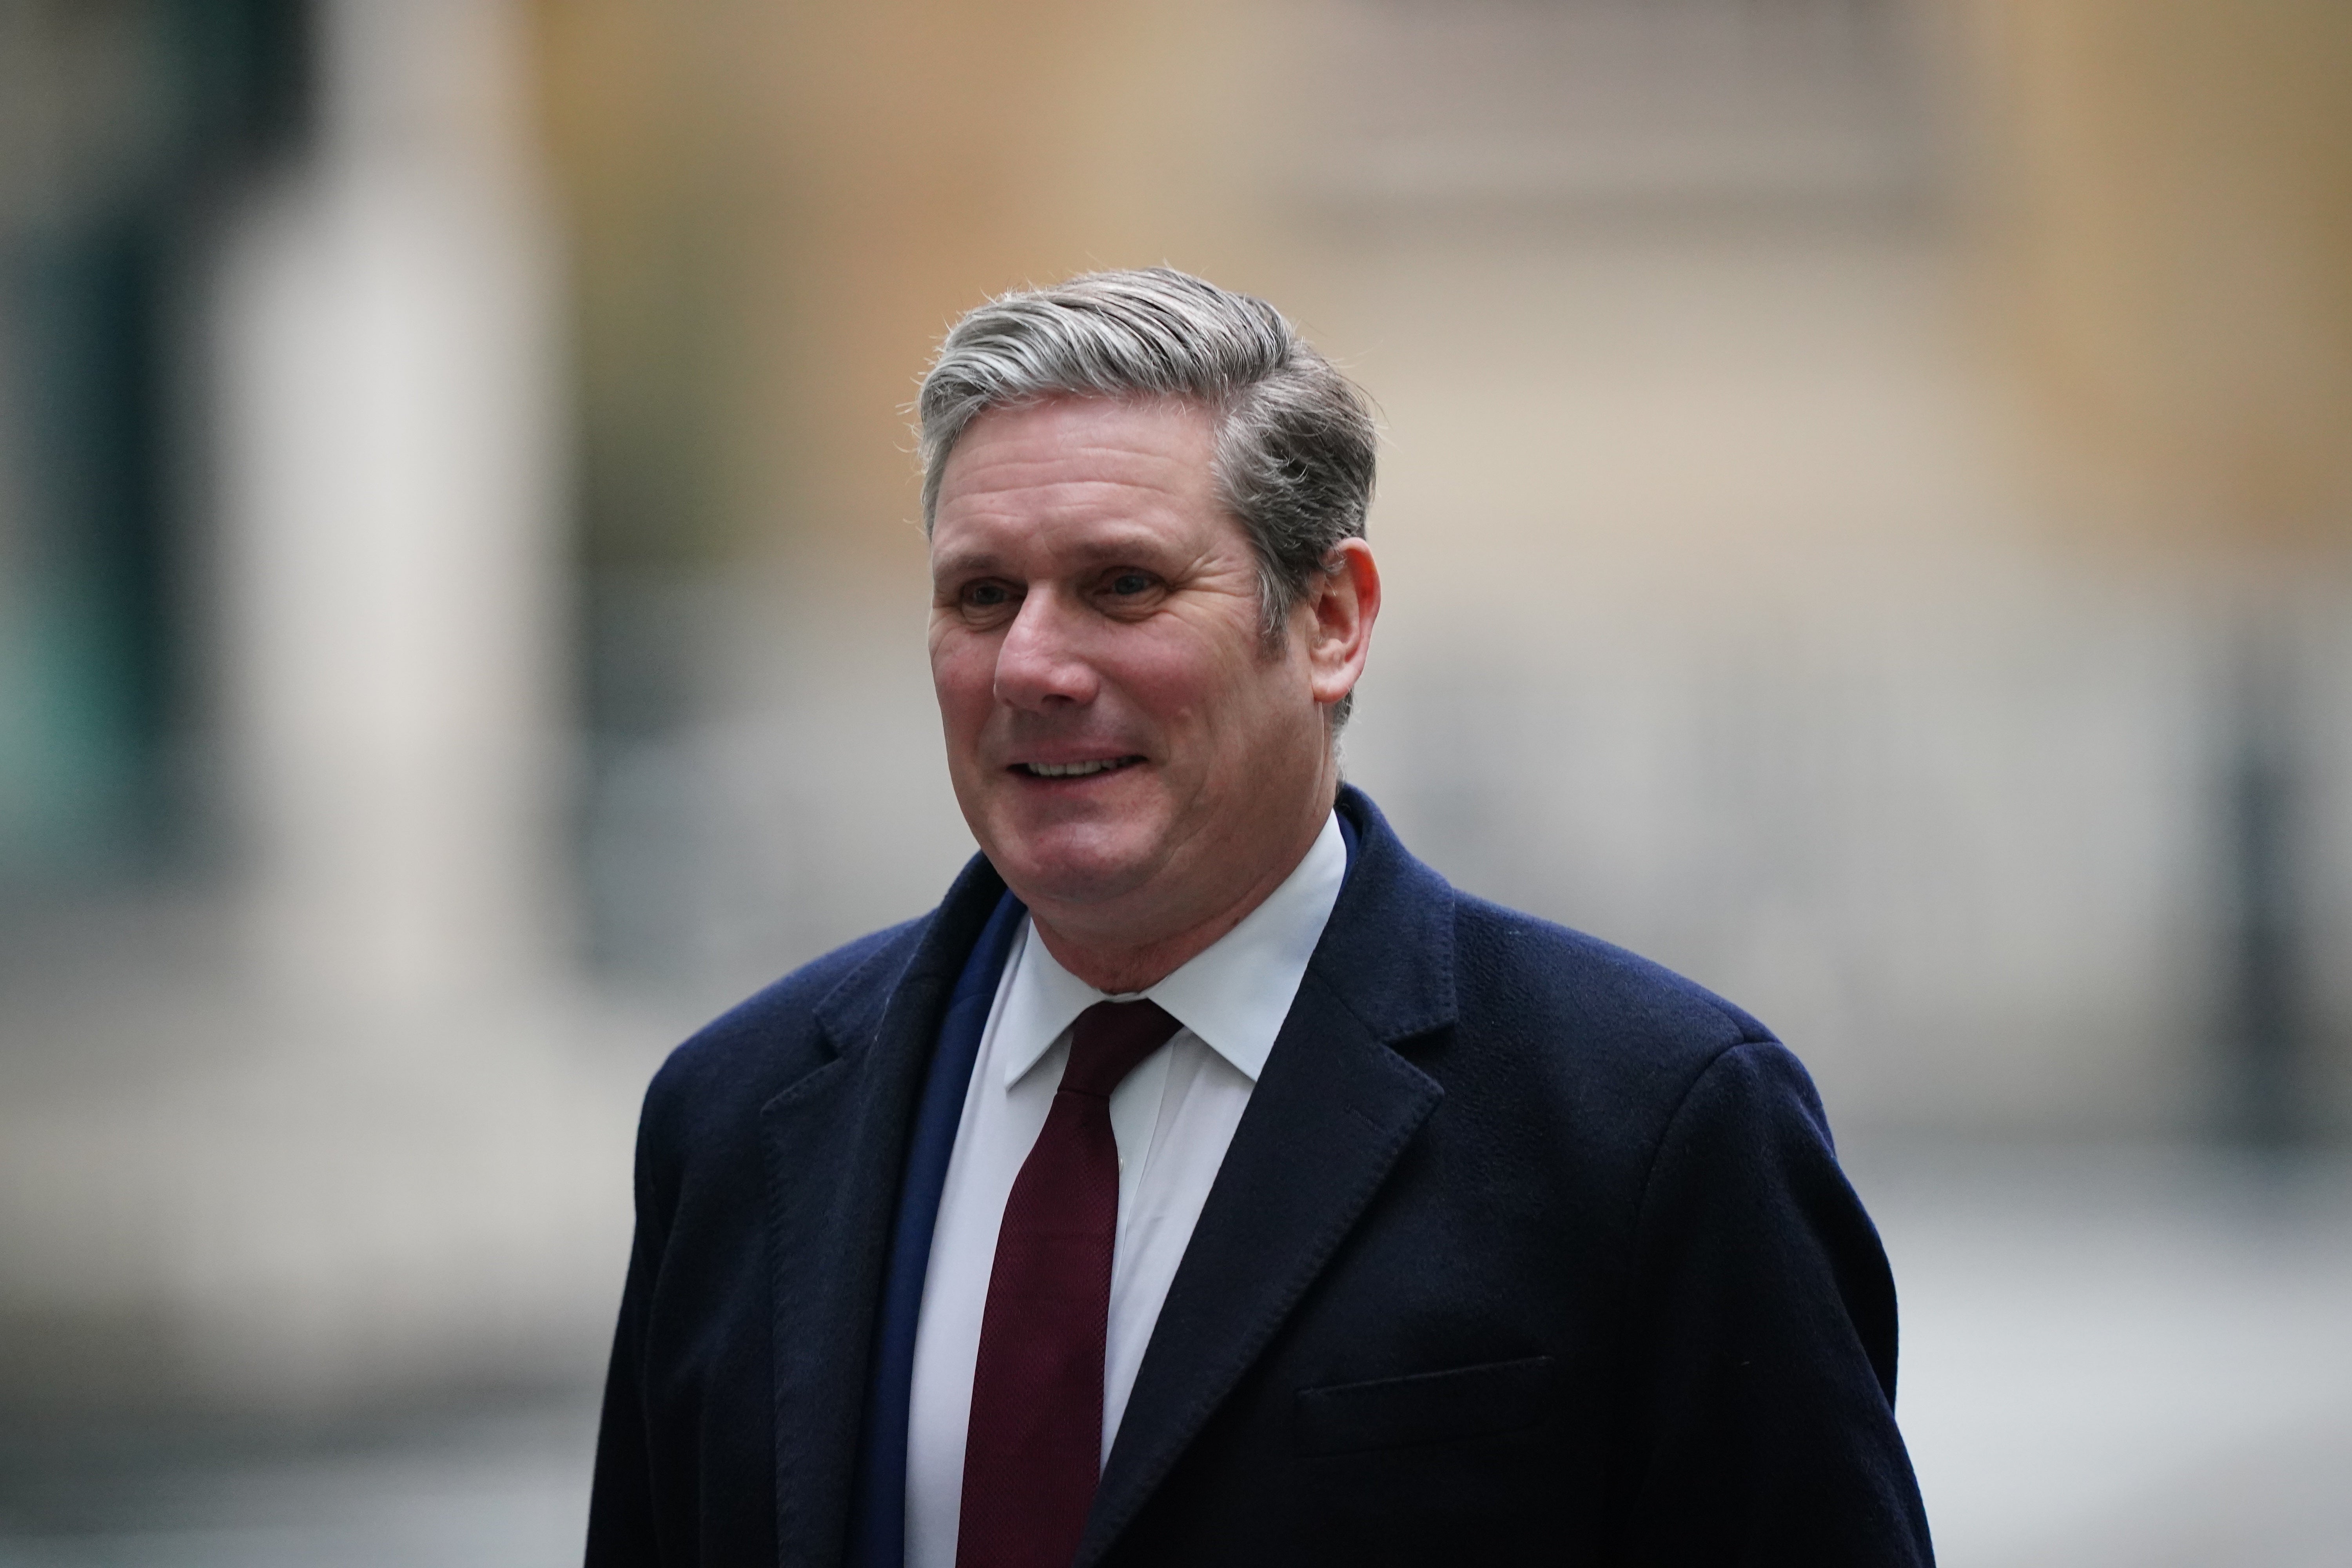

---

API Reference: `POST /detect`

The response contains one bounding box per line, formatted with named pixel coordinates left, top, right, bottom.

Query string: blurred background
left=1, top=0, right=2347, bottom=1562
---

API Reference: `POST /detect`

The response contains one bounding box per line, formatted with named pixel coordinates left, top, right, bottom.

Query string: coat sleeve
left=584, top=1087, right=670, bottom=1566
left=1606, top=1040, right=1935, bottom=1566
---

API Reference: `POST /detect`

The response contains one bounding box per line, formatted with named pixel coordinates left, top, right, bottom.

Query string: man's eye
left=1107, top=572, right=1153, bottom=597
left=963, top=582, right=1014, bottom=608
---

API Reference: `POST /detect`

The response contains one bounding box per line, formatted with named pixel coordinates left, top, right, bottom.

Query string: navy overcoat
left=587, top=788, right=1933, bottom=1566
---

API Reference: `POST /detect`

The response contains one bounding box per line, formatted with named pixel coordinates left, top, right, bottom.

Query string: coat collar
left=1310, top=784, right=1460, bottom=1045
left=762, top=786, right=1457, bottom=1568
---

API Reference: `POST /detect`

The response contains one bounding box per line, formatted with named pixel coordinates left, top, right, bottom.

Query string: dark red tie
left=957, top=999, right=1183, bottom=1568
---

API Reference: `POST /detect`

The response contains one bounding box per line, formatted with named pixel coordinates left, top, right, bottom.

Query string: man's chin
left=985, top=826, right=1164, bottom=913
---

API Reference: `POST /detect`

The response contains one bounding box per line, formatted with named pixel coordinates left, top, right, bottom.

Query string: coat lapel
left=1076, top=789, right=1458, bottom=1567
left=763, top=855, right=1008, bottom=1568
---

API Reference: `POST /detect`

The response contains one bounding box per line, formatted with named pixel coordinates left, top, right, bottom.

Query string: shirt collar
left=996, top=810, right=1348, bottom=1088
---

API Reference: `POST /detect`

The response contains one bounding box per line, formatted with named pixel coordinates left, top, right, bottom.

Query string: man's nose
left=993, top=590, right=1098, bottom=710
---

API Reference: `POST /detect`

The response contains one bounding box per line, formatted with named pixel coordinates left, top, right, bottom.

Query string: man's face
left=928, top=395, right=1334, bottom=940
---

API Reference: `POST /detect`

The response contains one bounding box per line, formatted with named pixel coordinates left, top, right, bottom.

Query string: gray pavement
left=0, top=1405, right=595, bottom=1568
left=1861, top=1146, right=2352, bottom=1568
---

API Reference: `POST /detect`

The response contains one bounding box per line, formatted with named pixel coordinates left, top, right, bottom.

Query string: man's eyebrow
left=932, top=529, right=1180, bottom=583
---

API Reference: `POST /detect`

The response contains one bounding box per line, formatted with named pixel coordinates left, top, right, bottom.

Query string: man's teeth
left=1023, top=758, right=1131, bottom=778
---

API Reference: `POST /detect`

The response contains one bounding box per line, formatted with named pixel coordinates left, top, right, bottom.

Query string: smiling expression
left=927, top=395, right=1343, bottom=960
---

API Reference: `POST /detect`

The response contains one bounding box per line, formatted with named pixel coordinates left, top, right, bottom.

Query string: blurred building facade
left=539, top=0, right=2352, bottom=1139
left=0, top=0, right=2346, bottom=1431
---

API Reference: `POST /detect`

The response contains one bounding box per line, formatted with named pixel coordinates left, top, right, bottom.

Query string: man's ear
left=1305, top=539, right=1380, bottom=708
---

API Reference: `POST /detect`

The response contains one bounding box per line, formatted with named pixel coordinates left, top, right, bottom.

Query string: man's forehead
left=930, top=397, right=1233, bottom=572
left=939, top=397, right=1215, bottom=492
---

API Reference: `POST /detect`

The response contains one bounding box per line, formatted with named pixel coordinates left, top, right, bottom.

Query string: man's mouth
left=1015, top=756, right=1145, bottom=779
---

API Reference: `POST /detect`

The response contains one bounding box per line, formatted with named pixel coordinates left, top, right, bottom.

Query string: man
left=586, top=268, right=1933, bottom=1566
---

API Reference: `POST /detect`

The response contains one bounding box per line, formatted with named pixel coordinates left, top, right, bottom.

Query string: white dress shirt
left=904, top=811, right=1348, bottom=1568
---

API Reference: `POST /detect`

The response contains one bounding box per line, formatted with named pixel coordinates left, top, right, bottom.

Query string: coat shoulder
left=1441, top=891, right=1800, bottom=1143
left=1450, top=892, right=1773, bottom=1054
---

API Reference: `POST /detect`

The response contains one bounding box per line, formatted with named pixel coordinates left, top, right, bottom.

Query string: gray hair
left=917, top=268, right=1376, bottom=670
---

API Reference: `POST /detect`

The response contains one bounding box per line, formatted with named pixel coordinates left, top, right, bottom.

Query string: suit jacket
left=586, top=788, right=1933, bottom=1566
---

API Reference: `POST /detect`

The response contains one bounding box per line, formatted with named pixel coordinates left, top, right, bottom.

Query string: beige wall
left=1966, top=0, right=2352, bottom=547
left=536, top=0, right=1285, bottom=584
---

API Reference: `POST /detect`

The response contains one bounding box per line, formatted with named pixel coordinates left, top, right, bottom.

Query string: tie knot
left=1061, top=999, right=1182, bottom=1098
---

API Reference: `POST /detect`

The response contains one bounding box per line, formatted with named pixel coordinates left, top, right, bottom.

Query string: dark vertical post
left=2221, top=624, right=2307, bottom=1149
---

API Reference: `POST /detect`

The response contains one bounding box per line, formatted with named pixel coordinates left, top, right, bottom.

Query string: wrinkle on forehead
left=938, top=395, right=1213, bottom=487
left=930, top=392, right=1216, bottom=502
